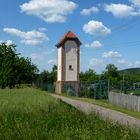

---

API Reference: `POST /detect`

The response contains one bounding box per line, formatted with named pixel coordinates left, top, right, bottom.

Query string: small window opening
left=69, top=65, right=73, bottom=70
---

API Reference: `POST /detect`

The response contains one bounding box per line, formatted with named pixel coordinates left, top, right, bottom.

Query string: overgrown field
left=0, top=88, right=139, bottom=140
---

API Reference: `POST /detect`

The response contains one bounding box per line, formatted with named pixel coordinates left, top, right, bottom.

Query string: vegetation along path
left=51, top=94, right=140, bottom=129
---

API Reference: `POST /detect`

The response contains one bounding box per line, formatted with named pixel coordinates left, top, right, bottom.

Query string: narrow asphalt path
left=51, top=94, right=140, bottom=129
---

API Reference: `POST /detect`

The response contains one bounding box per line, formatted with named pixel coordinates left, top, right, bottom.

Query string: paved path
left=51, top=94, right=140, bottom=129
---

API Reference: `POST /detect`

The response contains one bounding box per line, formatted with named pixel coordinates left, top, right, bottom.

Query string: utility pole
left=108, top=80, right=110, bottom=100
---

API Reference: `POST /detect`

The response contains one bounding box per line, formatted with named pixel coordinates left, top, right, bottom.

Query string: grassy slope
left=119, top=68, right=140, bottom=73
left=0, top=88, right=140, bottom=140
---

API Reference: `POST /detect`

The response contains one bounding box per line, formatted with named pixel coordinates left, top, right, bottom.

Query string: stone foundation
left=55, top=81, right=79, bottom=96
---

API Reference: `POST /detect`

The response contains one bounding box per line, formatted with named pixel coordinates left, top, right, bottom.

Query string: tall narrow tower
left=55, top=31, right=81, bottom=95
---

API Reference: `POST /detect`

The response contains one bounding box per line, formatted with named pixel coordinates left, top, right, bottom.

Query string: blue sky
left=0, top=0, right=140, bottom=73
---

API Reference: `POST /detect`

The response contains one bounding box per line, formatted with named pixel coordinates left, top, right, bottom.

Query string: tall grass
left=0, top=88, right=139, bottom=140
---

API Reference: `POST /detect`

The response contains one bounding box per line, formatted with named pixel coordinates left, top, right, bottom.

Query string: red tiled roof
left=56, top=31, right=81, bottom=47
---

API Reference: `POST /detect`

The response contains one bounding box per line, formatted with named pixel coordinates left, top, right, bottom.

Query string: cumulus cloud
left=30, top=50, right=56, bottom=72
left=117, top=59, right=132, bottom=66
left=3, top=28, right=48, bottom=46
left=83, top=20, right=111, bottom=36
left=89, top=58, right=103, bottom=67
left=38, top=27, right=47, bottom=32
left=48, top=59, right=56, bottom=64
left=80, top=6, right=99, bottom=16
left=30, top=53, right=43, bottom=61
left=85, top=40, right=102, bottom=48
left=30, top=48, right=56, bottom=71
left=43, top=49, right=55, bottom=55
left=135, top=60, right=140, bottom=65
left=102, top=51, right=122, bottom=58
left=130, top=0, right=140, bottom=7
left=0, top=40, right=13, bottom=46
left=104, top=3, right=140, bottom=18
left=20, top=0, right=77, bottom=23
left=6, top=40, right=13, bottom=46
left=117, top=59, right=140, bottom=67
left=30, top=49, right=55, bottom=61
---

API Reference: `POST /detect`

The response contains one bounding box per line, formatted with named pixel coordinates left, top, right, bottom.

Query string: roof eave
left=56, top=37, right=82, bottom=48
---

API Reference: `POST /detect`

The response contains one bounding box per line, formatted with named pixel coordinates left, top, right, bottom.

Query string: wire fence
left=79, top=80, right=109, bottom=99
left=32, top=82, right=55, bottom=93
left=33, top=80, right=140, bottom=99
left=109, top=80, right=131, bottom=93
left=33, top=80, right=109, bottom=99
left=109, top=80, right=140, bottom=95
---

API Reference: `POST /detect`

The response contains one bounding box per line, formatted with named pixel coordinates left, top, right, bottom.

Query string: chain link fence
left=79, top=80, right=109, bottom=99
left=33, top=80, right=109, bottom=99
left=33, top=80, right=140, bottom=98
left=110, top=80, right=134, bottom=93
left=32, top=82, right=55, bottom=93
left=61, top=80, right=109, bottom=99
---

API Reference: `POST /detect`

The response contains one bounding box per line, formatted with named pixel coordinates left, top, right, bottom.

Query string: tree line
left=0, top=43, right=38, bottom=88
left=38, top=63, right=140, bottom=84
left=1, top=42, right=140, bottom=89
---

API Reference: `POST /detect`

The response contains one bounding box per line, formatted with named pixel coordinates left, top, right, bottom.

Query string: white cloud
left=3, top=28, right=48, bottom=46
left=30, top=48, right=55, bottom=61
left=0, top=40, right=13, bottom=46
left=30, top=49, right=56, bottom=71
left=43, top=49, right=55, bottom=55
left=38, top=27, right=47, bottom=32
left=117, top=59, right=140, bottom=67
left=89, top=58, right=103, bottom=67
left=20, top=0, right=77, bottom=23
left=80, top=6, right=99, bottom=16
left=30, top=53, right=56, bottom=72
left=48, top=59, right=56, bottom=64
left=104, top=3, right=140, bottom=18
left=6, top=40, right=13, bottom=46
left=83, top=20, right=111, bottom=36
left=30, top=53, right=43, bottom=61
left=85, top=40, right=102, bottom=48
left=135, top=60, right=140, bottom=65
left=102, top=51, right=122, bottom=58
left=130, top=0, right=140, bottom=7
left=133, top=60, right=140, bottom=67
left=117, top=59, right=132, bottom=66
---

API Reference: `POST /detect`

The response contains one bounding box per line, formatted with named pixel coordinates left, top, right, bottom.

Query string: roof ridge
left=56, top=31, right=81, bottom=47
left=65, top=31, right=77, bottom=38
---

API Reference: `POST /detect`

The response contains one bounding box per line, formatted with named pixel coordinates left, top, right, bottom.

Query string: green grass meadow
left=0, top=88, right=140, bottom=140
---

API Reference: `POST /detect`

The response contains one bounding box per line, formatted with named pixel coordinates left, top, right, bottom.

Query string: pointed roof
left=56, top=31, right=81, bottom=47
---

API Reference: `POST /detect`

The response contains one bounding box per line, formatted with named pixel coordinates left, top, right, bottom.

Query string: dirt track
left=51, top=94, right=140, bottom=129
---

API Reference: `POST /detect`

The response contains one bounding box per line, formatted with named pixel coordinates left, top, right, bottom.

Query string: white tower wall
left=64, top=40, right=77, bottom=81
left=57, top=47, right=62, bottom=81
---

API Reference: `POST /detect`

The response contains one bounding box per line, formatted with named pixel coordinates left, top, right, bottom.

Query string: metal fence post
left=108, top=80, right=110, bottom=93
left=138, top=96, right=140, bottom=112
